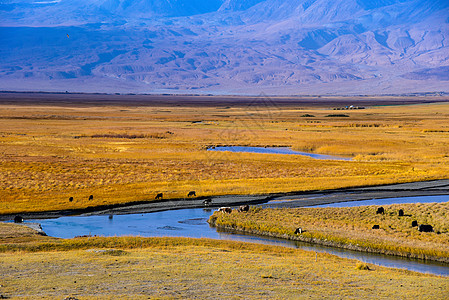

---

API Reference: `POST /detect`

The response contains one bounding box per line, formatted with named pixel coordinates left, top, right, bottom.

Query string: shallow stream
left=207, top=146, right=352, bottom=160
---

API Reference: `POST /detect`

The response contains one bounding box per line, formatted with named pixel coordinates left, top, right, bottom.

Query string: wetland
left=1, top=93, right=449, bottom=299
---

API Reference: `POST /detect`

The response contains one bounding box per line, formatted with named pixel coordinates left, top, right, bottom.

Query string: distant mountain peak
left=1, top=0, right=448, bottom=95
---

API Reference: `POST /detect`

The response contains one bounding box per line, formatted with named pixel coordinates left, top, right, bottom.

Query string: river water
left=207, top=146, right=352, bottom=160
left=25, top=195, right=449, bottom=276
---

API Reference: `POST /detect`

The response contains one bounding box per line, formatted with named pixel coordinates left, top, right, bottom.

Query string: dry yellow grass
left=209, top=202, right=449, bottom=261
left=0, top=224, right=448, bottom=299
left=0, top=99, right=448, bottom=214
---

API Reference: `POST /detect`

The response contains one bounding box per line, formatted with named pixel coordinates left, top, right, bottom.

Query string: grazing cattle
left=203, top=199, right=212, bottom=206
left=218, top=207, right=232, bottom=214
left=155, top=193, right=163, bottom=200
left=238, top=205, right=249, bottom=212
left=69, top=196, right=74, bottom=202
left=418, top=224, right=433, bottom=232
left=294, top=227, right=302, bottom=234
left=411, top=220, right=418, bottom=227
left=398, top=209, right=404, bottom=216
left=187, top=191, right=196, bottom=197
left=14, top=215, right=23, bottom=223
left=376, top=207, right=384, bottom=214
left=372, top=225, right=380, bottom=229
left=89, top=195, right=93, bottom=200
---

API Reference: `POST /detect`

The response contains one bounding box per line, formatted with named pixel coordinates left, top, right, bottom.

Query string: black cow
left=14, top=215, right=23, bottom=223
left=187, top=191, right=196, bottom=197
left=108, top=215, right=113, bottom=220
left=294, top=227, right=302, bottom=234
left=89, top=195, right=93, bottom=200
left=398, top=209, right=404, bottom=216
left=372, top=225, right=380, bottom=229
left=203, top=199, right=212, bottom=206
left=155, top=193, right=163, bottom=200
left=418, top=224, right=433, bottom=232
left=411, top=220, right=418, bottom=227
left=69, top=196, right=74, bottom=202
left=376, top=207, right=384, bottom=214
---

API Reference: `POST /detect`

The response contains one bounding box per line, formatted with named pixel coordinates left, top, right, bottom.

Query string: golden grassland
left=209, top=202, right=449, bottom=262
left=1, top=99, right=449, bottom=214
left=0, top=223, right=448, bottom=299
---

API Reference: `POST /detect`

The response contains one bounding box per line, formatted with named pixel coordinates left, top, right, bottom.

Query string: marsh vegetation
left=1, top=223, right=448, bottom=299
left=209, top=202, right=449, bottom=262
left=1, top=95, right=448, bottom=215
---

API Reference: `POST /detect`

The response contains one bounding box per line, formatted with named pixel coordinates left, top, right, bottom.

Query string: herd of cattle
left=217, top=205, right=249, bottom=214
left=12, top=193, right=438, bottom=236
left=374, top=206, right=434, bottom=232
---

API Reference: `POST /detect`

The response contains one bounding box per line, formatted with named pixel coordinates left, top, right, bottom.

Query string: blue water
left=208, top=146, right=352, bottom=160
left=313, top=195, right=449, bottom=208
left=25, top=195, right=449, bottom=276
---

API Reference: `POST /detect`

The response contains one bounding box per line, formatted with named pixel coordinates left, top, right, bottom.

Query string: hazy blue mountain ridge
left=1, top=0, right=448, bottom=94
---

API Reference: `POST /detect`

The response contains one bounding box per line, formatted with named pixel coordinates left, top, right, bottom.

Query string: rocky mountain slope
left=1, top=0, right=448, bottom=95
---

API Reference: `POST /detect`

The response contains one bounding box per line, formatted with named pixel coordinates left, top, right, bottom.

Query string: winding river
left=25, top=195, right=449, bottom=276
left=207, top=146, right=352, bottom=160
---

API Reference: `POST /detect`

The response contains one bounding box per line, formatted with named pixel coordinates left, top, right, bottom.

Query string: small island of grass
left=208, top=202, right=449, bottom=262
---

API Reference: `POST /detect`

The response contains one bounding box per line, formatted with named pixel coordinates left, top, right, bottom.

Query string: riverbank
left=1, top=179, right=448, bottom=222
left=2, top=235, right=448, bottom=299
left=208, top=201, right=449, bottom=264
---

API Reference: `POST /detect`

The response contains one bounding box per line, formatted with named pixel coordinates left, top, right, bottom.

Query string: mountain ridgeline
left=1, top=0, right=448, bottom=94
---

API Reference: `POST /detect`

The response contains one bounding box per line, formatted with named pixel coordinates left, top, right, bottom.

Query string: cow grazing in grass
left=69, top=196, right=74, bottom=202
left=294, top=227, right=302, bottom=234
left=89, top=195, right=93, bottom=200
left=187, top=191, right=196, bottom=197
left=411, top=220, right=418, bottom=227
left=372, top=225, right=380, bottom=229
left=398, top=209, right=404, bottom=216
left=418, top=224, right=433, bottom=232
left=376, top=207, right=384, bottom=214
left=14, top=215, right=23, bottom=223
left=238, top=205, right=249, bottom=212
left=155, top=193, right=163, bottom=200
left=203, top=199, right=212, bottom=206
left=218, top=207, right=232, bottom=214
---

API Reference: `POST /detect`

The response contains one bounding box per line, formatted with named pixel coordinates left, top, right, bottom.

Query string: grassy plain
left=1, top=94, right=449, bottom=214
left=209, top=202, right=449, bottom=262
left=1, top=223, right=448, bottom=299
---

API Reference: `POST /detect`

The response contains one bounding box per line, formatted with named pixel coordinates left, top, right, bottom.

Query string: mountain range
left=1, top=0, right=448, bottom=95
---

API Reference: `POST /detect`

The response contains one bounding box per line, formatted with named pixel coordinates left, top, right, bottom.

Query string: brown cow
left=187, top=191, right=196, bottom=197
left=89, top=195, right=94, bottom=200
left=218, top=207, right=232, bottom=214
left=155, top=193, right=163, bottom=200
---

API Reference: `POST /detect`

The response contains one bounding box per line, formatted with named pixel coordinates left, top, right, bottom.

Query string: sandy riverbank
left=1, top=179, right=448, bottom=222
